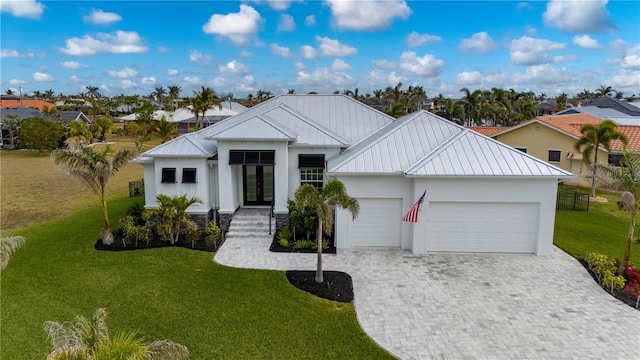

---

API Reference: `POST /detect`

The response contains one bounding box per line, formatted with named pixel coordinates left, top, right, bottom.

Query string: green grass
left=554, top=186, right=640, bottom=266
left=1, top=196, right=393, bottom=359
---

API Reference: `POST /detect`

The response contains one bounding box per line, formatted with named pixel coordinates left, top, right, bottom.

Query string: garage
left=425, top=202, right=539, bottom=253
left=350, top=198, right=402, bottom=247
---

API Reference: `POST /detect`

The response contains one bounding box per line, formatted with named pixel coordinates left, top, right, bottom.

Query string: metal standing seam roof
left=207, top=114, right=297, bottom=141
left=262, top=105, right=349, bottom=146
left=328, top=110, right=572, bottom=178
left=142, top=130, right=217, bottom=157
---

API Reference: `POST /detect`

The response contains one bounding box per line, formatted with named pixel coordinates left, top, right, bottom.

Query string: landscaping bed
left=286, top=271, right=354, bottom=303
left=95, top=229, right=222, bottom=252
left=579, top=259, right=639, bottom=310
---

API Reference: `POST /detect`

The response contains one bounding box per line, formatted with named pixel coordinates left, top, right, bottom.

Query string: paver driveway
left=215, top=235, right=640, bottom=359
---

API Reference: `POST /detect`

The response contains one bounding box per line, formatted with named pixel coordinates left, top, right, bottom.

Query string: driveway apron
left=215, top=234, right=640, bottom=359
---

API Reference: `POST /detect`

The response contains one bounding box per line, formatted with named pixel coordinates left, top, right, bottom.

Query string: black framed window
left=515, top=147, right=527, bottom=153
left=548, top=150, right=561, bottom=162
left=182, top=168, right=197, bottom=183
left=229, top=150, right=275, bottom=165
left=161, top=168, right=176, bottom=183
left=608, top=153, right=623, bottom=166
left=300, top=168, right=324, bottom=191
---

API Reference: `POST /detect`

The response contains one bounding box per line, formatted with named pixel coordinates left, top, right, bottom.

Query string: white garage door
left=426, top=202, right=538, bottom=253
left=350, top=198, right=402, bottom=247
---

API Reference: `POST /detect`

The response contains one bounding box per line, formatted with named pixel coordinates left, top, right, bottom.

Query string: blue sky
left=1, top=0, right=639, bottom=99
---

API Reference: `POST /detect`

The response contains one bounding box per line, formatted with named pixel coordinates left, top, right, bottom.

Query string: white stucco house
left=134, top=94, right=572, bottom=255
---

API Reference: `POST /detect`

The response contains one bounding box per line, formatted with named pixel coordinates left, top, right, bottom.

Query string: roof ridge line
left=404, top=127, right=467, bottom=175
left=274, top=104, right=349, bottom=145
left=256, top=114, right=298, bottom=139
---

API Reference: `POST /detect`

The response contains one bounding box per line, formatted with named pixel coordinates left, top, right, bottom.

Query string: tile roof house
left=135, top=95, right=571, bottom=255
left=465, top=126, right=506, bottom=137
left=493, top=113, right=640, bottom=186
left=0, top=98, right=56, bottom=111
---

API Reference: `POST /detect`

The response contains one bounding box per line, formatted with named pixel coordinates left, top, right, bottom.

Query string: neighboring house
left=0, top=97, right=56, bottom=111
left=580, top=96, right=640, bottom=117
left=134, top=95, right=571, bottom=256
left=1, top=106, right=50, bottom=149
left=556, top=106, right=640, bottom=126
left=465, top=126, right=505, bottom=137
left=493, top=113, right=640, bottom=186
left=120, top=103, right=247, bottom=133
left=59, top=111, right=91, bottom=126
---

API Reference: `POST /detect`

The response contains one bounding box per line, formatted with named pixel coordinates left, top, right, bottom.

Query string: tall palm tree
left=294, top=180, right=359, bottom=283
left=44, top=89, right=55, bottom=101
left=192, top=86, right=221, bottom=129
left=153, top=194, right=202, bottom=244
left=1, top=236, right=26, bottom=271
left=151, top=86, right=167, bottom=106
left=5, top=89, right=14, bottom=95
left=86, top=85, right=101, bottom=99
left=372, top=89, right=383, bottom=105
left=596, top=85, right=613, bottom=98
left=384, top=102, right=406, bottom=118
left=168, top=85, right=181, bottom=110
left=52, top=144, right=139, bottom=244
left=287, top=89, right=296, bottom=94
left=599, top=152, right=640, bottom=272
left=32, top=90, right=42, bottom=99
left=155, top=117, right=178, bottom=143
left=574, top=119, right=628, bottom=197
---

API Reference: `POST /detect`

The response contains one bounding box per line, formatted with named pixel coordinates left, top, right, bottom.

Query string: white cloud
left=189, top=50, right=212, bottom=63
left=610, top=69, right=640, bottom=88
left=399, top=51, right=445, bottom=77
left=296, top=67, right=357, bottom=89
left=610, top=39, right=629, bottom=52
left=293, top=62, right=306, bottom=70
left=455, top=71, right=483, bottom=86
left=621, top=45, right=640, bottom=70
left=517, top=2, right=532, bottom=9
left=325, top=0, right=410, bottom=31
left=70, top=75, right=84, bottom=83
left=83, top=9, right=122, bottom=25
left=552, top=55, right=579, bottom=63
left=209, top=77, right=226, bottom=88
left=364, top=70, right=404, bottom=87
left=510, top=36, right=566, bottom=65
left=0, top=0, right=44, bottom=19
left=59, top=30, right=148, bottom=55
left=301, top=45, right=318, bottom=59
left=121, top=79, right=137, bottom=89
left=32, top=72, right=53, bottom=82
left=277, top=14, right=295, bottom=32
left=406, top=31, right=442, bottom=48
left=182, top=76, right=201, bottom=87
left=459, top=32, right=497, bottom=55
left=265, top=0, right=294, bottom=11
left=239, top=50, right=253, bottom=58
left=331, top=59, right=353, bottom=71
left=157, top=46, right=170, bottom=53
left=525, top=25, right=537, bottom=36
left=305, top=15, right=316, bottom=26
left=202, top=4, right=263, bottom=45
left=270, top=43, right=293, bottom=58
left=60, top=61, right=88, bottom=69
left=141, top=77, right=156, bottom=85
left=219, top=60, right=250, bottom=76
left=511, top=64, right=575, bottom=85
left=107, top=67, right=138, bottom=78
left=0, top=49, right=20, bottom=58
left=572, top=35, right=601, bottom=49
left=167, top=69, right=179, bottom=76
left=317, top=36, right=357, bottom=57
left=8, top=79, right=27, bottom=85
left=372, top=59, right=397, bottom=69
left=543, top=0, right=613, bottom=33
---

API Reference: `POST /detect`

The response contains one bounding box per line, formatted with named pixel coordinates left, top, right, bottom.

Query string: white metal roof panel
left=328, top=111, right=461, bottom=174
left=263, top=105, right=349, bottom=146
left=208, top=114, right=297, bottom=141
left=143, top=131, right=217, bottom=157
left=406, top=129, right=573, bottom=177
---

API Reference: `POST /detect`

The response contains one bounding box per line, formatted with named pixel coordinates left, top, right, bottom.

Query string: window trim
left=608, top=153, right=624, bottom=166
left=547, top=149, right=562, bottom=162
left=182, top=168, right=197, bottom=183
left=298, top=154, right=325, bottom=168
left=514, top=147, right=527, bottom=153
left=300, top=167, right=324, bottom=191
left=229, top=150, right=275, bottom=165
left=161, top=168, right=177, bottom=184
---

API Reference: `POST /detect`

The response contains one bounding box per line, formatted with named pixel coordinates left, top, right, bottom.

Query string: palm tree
left=574, top=119, right=628, bottom=197
left=192, top=86, right=221, bottom=129
left=155, top=116, right=178, bottom=143
left=153, top=194, right=202, bottom=244
left=44, top=308, right=189, bottom=360
left=287, top=89, right=296, bottom=94
left=67, top=120, right=93, bottom=144
left=372, top=89, right=383, bottom=105
left=599, top=152, right=640, bottom=272
left=384, top=102, right=406, bottom=118
left=437, top=98, right=465, bottom=124
left=294, top=180, right=359, bottom=283
left=151, top=86, right=167, bottom=106
left=1, top=236, right=26, bottom=270
left=596, top=85, right=613, bottom=98
left=5, top=89, right=14, bottom=95
left=44, top=89, right=55, bottom=101
left=52, top=144, right=139, bottom=244
left=86, top=85, right=101, bottom=99
left=168, top=85, right=181, bottom=110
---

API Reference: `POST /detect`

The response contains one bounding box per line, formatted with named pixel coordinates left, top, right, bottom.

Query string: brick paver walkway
left=215, top=232, right=640, bottom=359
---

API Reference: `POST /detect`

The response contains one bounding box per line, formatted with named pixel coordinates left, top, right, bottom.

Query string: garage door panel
left=426, top=202, right=538, bottom=253
left=350, top=198, right=402, bottom=247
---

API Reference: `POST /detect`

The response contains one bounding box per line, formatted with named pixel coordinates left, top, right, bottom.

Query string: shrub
left=184, top=220, right=200, bottom=249
left=119, top=215, right=152, bottom=247
left=293, top=240, right=312, bottom=249
left=623, top=266, right=640, bottom=308
left=278, top=227, right=292, bottom=241
left=602, top=270, right=626, bottom=293
left=205, top=220, right=221, bottom=246
left=126, top=202, right=146, bottom=225
left=585, top=253, right=617, bottom=283
left=288, top=199, right=318, bottom=241
left=311, top=239, right=330, bottom=250
left=278, top=238, right=290, bottom=248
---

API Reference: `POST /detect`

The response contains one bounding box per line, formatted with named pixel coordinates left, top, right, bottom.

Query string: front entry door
left=243, top=165, right=273, bottom=205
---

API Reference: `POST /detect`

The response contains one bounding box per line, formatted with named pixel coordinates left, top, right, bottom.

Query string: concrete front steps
left=225, top=208, right=274, bottom=239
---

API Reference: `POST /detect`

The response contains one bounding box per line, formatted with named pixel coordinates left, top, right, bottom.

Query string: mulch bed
left=286, top=270, right=354, bottom=303
left=579, top=259, right=639, bottom=310
left=269, top=239, right=337, bottom=254
left=95, top=230, right=219, bottom=252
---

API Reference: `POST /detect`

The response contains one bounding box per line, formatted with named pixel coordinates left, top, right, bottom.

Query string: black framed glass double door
left=243, top=165, right=274, bottom=205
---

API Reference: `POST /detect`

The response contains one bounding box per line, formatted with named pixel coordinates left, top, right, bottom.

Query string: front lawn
left=0, top=196, right=393, bottom=359
left=554, top=186, right=640, bottom=266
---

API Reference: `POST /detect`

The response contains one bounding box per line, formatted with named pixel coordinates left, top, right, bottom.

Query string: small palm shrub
left=184, top=220, right=199, bottom=248
left=119, top=216, right=152, bottom=247
left=277, top=227, right=293, bottom=247
left=293, top=240, right=312, bottom=249
left=205, top=220, right=221, bottom=247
